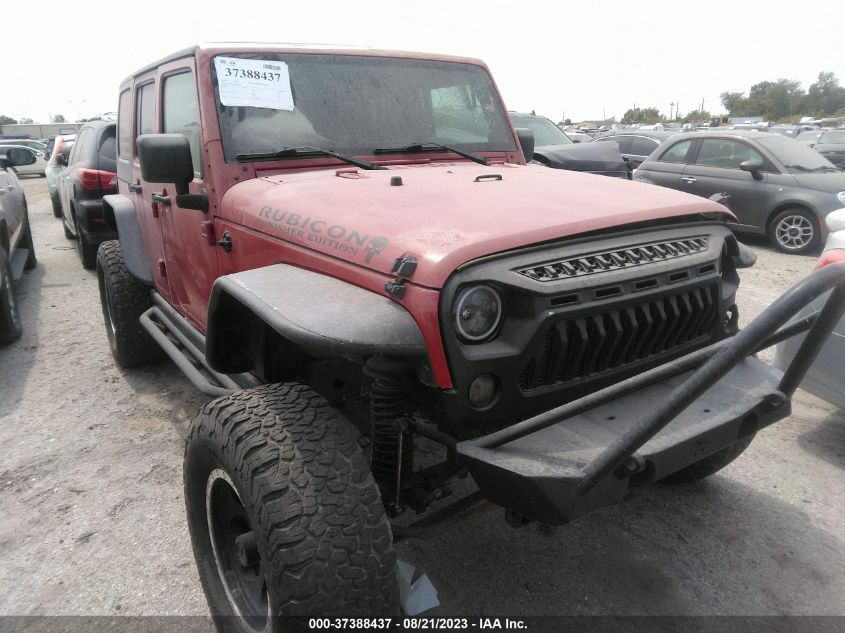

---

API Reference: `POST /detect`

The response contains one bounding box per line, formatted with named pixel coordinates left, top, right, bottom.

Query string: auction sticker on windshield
left=214, top=56, right=294, bottom=110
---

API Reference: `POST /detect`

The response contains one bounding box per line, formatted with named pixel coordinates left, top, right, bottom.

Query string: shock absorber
left=364, top=356, right=414, bottom=516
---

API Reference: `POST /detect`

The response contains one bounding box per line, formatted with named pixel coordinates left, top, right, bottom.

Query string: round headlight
left=454, top=285, right=502, bottom=342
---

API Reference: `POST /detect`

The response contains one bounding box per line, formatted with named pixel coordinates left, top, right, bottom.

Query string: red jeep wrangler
left=99, top=44, right=845, bottom=625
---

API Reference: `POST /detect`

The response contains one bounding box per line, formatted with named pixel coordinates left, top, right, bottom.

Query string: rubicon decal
left=257, top=206, right=389, bottom=262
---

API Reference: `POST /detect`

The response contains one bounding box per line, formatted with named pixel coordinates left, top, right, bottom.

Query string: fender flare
left=102, top=194, right=153, bottom=284
left=206, top=263, right=427, bottom=373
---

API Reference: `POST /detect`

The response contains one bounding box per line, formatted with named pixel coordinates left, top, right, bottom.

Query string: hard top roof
left=123, top=43, right=486, bottom=84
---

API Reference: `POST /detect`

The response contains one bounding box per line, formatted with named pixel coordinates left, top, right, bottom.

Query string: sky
left=2, top=0, right=843, bottom=125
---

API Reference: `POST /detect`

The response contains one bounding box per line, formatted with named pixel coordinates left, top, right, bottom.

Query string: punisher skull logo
left=364, top=236, right=389, bottom=263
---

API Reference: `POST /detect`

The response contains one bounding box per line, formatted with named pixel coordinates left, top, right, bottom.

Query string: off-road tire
left=96, top=240, right=162, bottom=367
left=768, top=208, right=821, bottom=255
left=184, top=383, right=399, bottom=631
left=50, top=191, right=62, bottom=218
left=20, top=204, right=37, bottom=269
left=0, top=246, right=22, bottom=345
left=74, top=215, right=97, bottom=269
left=661, top=434, right=755, bottom=484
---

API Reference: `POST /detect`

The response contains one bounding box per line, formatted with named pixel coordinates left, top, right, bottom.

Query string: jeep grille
left=517, top=237, right=709, bottom=282
left=518, top=284, right=718, bottom=391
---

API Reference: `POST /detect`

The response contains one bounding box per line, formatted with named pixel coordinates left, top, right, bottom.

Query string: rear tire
left=768, top=208, right=821, bottom=254
left=184, top=383, right=399, bottom=630
left=96, top=240, right=163, bottom=368
left=74, top=215, right=97, bottom=269
left=661, top=434, right=755, bottom=484
left=50, top=192, right=62, bottom=218
left=20, top=203, right=37, bottom=270
left=0, top=246, right=22, bottom=345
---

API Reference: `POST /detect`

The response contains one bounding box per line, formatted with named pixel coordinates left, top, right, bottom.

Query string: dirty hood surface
left=221, top=162, right=731, bottom=289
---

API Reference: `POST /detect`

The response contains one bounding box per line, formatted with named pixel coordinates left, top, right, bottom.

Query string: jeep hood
left=534, top=142, right=628, bottom=175
left=221, top=163, right=733, bottom=289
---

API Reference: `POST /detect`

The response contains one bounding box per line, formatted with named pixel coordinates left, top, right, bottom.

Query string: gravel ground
left=1, top=176, right=843, bottom=617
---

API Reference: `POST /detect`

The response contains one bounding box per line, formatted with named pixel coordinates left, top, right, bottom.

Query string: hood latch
left=384, top=256, right=418, bottom=299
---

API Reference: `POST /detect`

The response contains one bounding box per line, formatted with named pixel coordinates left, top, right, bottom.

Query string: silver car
left=774, top=208, right=845, bottom=407
left=0, top=145, right=47, bottom=177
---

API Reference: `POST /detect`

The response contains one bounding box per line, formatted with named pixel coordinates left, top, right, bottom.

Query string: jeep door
left=678, top=138, right=770, bottom=232
left=153, top=60, right=217, bottom=330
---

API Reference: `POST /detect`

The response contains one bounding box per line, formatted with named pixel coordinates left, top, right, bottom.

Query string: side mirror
left=571, top=139, right=581, bottom=143
left=55, top=153, right=68, bottom=167
left=740, top=159, right=763, bottom=180
left=826, top=208, right=845, bottom=233
left=514, top=128, right=535, bottom=164
left=137, top=134, right=194, bottom=195
left=137, top=134, right=208, bottom=212
left=3, top=147, right=37, bottom=167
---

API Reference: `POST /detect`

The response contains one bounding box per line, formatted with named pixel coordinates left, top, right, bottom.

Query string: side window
left=117, top=89, right=132, bottom=159
left=659, top=139, right=694, bottom=163
left=163, top=71, right=202, bottom=176
left=610, top=136, right=633, bottom=154
left=136, top=82, right=156, bottom=139
left=695, top=139, right=764, bottom=170
left=69, top=129, right=87, bottom=164
left=630, top=137, right=658, bottom=157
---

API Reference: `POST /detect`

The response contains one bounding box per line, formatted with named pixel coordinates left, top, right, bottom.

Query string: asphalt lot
left=0, top=176, right=843, bottom=617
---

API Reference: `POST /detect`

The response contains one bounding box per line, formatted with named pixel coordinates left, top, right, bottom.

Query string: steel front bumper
left=457, top=262, right=845, bottom=525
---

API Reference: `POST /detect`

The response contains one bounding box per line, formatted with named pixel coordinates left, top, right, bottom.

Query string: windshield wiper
left=236, top=146, right=384, bottom=170
left=373, top=142, right=488, bottom=166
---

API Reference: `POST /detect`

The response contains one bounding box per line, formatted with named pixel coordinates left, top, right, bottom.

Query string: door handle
left=151, top=193, right=171, bottom=206
left=680, top=175, right=697, bottom=183
left=128, top=183, right=142, bottom=193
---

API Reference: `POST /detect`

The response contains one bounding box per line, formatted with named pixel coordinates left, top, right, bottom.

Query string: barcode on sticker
left=263, top=64, right=281, bottom=70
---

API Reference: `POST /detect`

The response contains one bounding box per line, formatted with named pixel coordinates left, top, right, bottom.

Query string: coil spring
left=367, top=360, right=414, bottom=510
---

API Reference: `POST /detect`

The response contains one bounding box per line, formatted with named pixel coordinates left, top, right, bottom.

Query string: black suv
left=57, top=121, right=118, bottom=268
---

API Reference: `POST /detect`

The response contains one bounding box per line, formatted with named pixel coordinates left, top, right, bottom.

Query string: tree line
left=620, top=71, right=845, bottom=125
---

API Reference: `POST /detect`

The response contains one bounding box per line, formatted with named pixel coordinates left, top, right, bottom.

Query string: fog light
left=468, top=374, right=498, bottom=409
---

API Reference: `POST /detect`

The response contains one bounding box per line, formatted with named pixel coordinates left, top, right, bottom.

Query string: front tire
left=184, top=383, right=399, bottom=631
left=0, top=246, right=22, bottom=345
left=768, top=208, right=821, bottom=254
left=96, top=240, right=163, bottom=367
left=661, top=434, right=755, bottom=484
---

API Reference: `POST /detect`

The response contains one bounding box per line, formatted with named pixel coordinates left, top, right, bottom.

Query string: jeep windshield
left=212, top=53, right=516, bottom=163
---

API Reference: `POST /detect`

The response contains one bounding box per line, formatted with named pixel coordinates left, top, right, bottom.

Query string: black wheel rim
left=775, top=214, right=814, bottom=250
left=206, top=469, right=269, bottom=631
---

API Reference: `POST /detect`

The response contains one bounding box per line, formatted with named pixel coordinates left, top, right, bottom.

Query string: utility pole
left=670, top=102, right=674, bottom=120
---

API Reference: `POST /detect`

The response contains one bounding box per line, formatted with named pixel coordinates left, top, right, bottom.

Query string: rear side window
left=69, top=129, right=88, bottom=164
left=117, top=89, right=132, bottom=159
left=137, top=83, right=156, bottom=137
left=163, top=71, right=202, bottom=175
left=630, top=136, right=658, bottom=157
left=98, top=127, right=117, bottom=173
left=695, top=139, right=764, bottom=169
left=659, top=139, right=693, bottom=163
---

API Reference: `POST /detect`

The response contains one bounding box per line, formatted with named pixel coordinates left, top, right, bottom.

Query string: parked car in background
left=633, top=130, right=845, bottom=253
left=774, top=208, right=845, bottom=408
left=0, top=139, right=48, bottom=153
left=593, top=130, right=677, bottom=170
left=509, top=112, right=628, bottom=178
left=813, top=130, right=845, bottom=169
left=45, top=134, right=75, bottom=217
left=796, top=130, right=823, bottom=148
left=565, top=131, right=593, bottom=143
left=0, top=147, right=38, bottom=344
left=0, top=145, right=47, bottom=177
left=57, top=121, right=117, bottom=268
